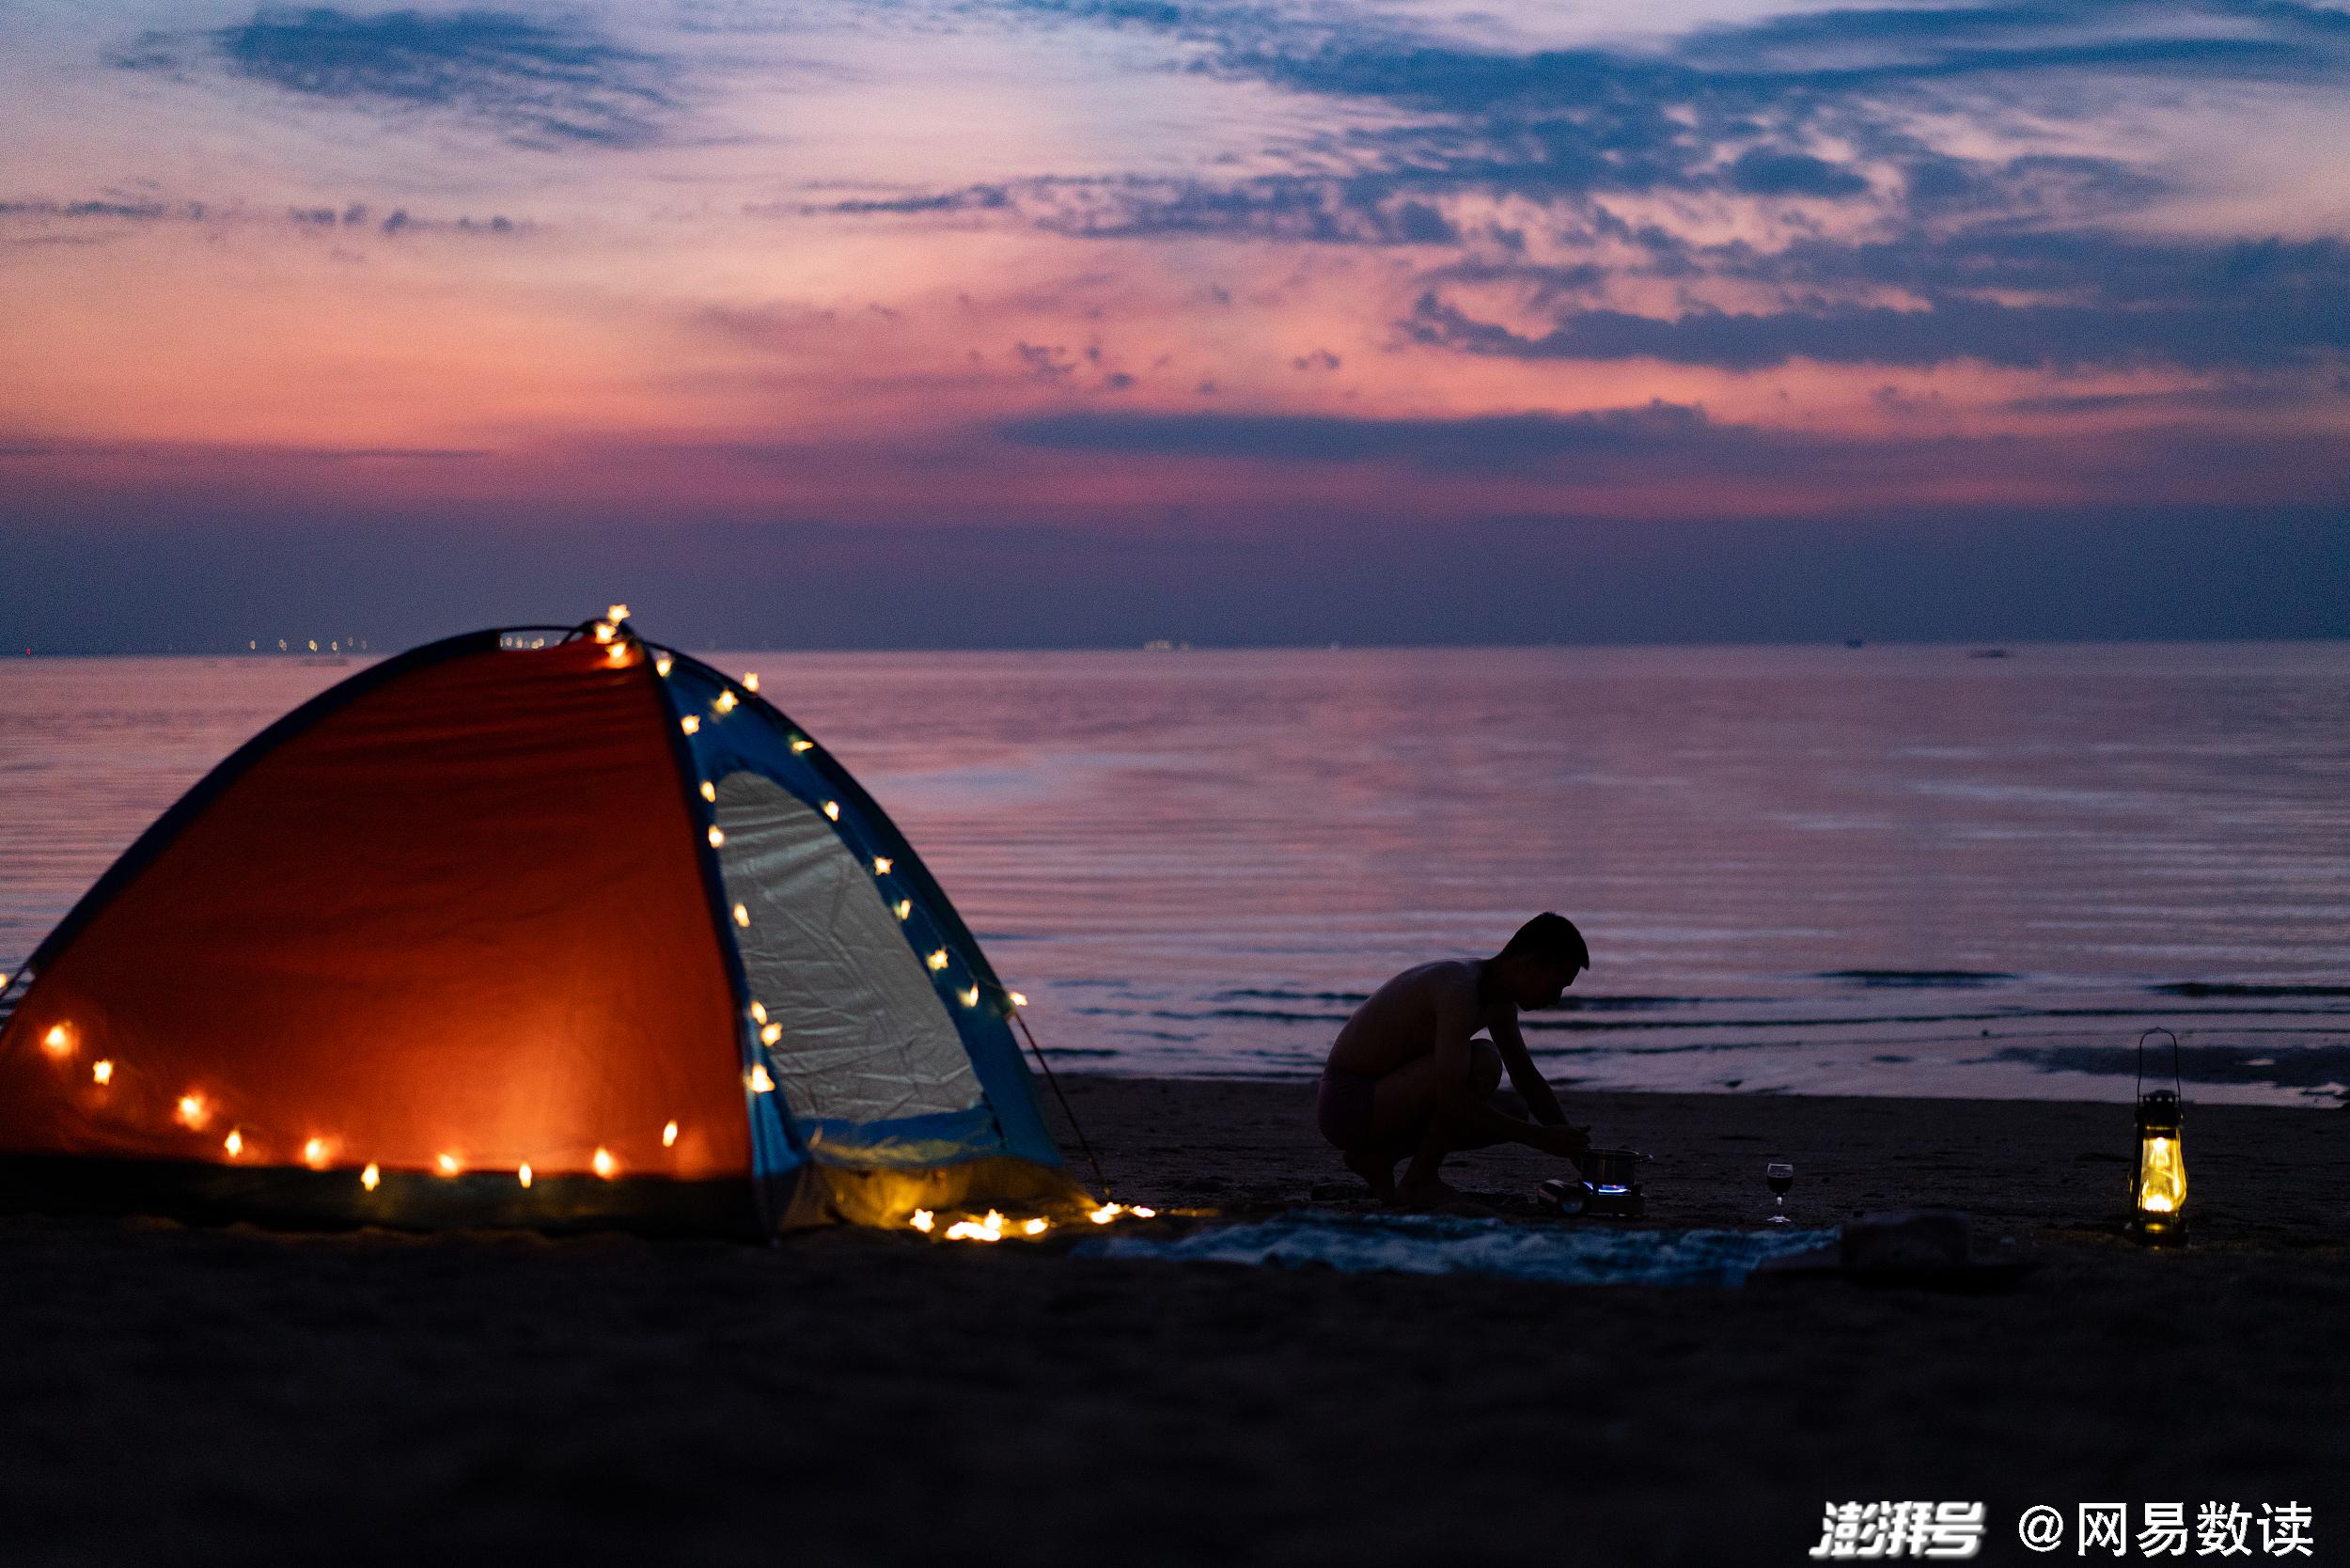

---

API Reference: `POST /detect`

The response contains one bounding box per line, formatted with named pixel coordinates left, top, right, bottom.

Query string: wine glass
left=1765, top=1161, right=1794, bottom=1225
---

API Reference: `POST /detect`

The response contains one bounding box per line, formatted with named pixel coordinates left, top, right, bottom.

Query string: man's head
left=1490, top=912, right=1589, bottom=1008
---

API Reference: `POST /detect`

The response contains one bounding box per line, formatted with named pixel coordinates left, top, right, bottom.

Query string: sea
left=3, top=642, right=2344, bottom=1106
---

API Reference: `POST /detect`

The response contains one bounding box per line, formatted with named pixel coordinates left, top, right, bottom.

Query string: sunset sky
left=4, top=0, right=2347, bottom=649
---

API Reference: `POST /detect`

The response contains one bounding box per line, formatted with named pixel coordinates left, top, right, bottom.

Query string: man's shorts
left=1316, top=1063, right=1379, bottom=1149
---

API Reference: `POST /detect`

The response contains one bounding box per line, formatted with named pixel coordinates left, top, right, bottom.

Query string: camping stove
left=1538, top=1149, right=1648, bottom=1220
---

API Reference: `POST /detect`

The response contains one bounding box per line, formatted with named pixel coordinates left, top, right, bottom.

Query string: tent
left=0, top=619, right=1086, bottom=1234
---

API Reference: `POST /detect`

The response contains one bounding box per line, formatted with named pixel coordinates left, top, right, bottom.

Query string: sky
left=2, top=0, right=2347, bottom=650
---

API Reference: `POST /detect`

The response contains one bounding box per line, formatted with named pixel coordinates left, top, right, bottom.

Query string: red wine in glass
left=1765, top=1161, right=1794, bottom=1224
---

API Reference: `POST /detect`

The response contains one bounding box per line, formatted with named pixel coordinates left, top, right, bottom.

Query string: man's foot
left=1342, top=1147, right=1398, bottom=1202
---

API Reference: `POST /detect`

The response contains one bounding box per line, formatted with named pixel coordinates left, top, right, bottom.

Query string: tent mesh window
left=711, top=771, right=982, bottom=1125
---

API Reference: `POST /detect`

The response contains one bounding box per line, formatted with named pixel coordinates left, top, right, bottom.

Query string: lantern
left=2129, top=1028, right=2187, bottom=1246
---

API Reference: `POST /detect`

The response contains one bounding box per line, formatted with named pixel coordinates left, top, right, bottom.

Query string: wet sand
left=3, top=1076, right=2344, bottom=1566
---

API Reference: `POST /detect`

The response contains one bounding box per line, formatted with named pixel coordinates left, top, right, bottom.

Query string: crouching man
left=1318, top=913, right=1593, bottom=1204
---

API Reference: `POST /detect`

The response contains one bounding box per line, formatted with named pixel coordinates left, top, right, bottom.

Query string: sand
left=3, top=1076, right=2345, bottom=1566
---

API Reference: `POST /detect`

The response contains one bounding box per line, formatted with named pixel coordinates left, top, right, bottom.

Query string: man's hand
left=1533, top=1122, right=1591, bottom=1159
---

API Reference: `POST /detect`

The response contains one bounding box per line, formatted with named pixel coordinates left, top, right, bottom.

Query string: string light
left=592, top=621, right=615, bottom=644
left=607, top=604, right=630, bottom=623
left=223, top=1129, right=243, bottom=1158
left=944, top=1210, right=1009, bottom=1243
left=42, top=1023, right=72, bottom=1057
left=822, top=801, right=839, bottom=822
left=927, top=949, right=949, bottom=971
left=789, top=737, right=813, bottom=753
left=743, top=673, right=760, bottom=692
left=749, top=1000, right=768, bottom=1025
left=176, top=1094, right=208, bottom=1128
left=663, top=1121, right=679, bottom=1148
left=1133, top=1206, right=1156, bottom=1218
left=699, top=781, right=716, bottom=802
left=733, top=902, right=750, bottom=926
left=681, top=714, right=700, bottom=735
left=872, top=856, right=892, bottom=875
left=362, top=1164, right=381, bottom=1191
left=747, top=1064, right=775, bottom=1093
left=909, top=1208, right=935, bottom=1232
left=0, top=971, right=10, bottom=988
left=895, top=899, right=912, bottom=920
left=714, top=691, right=738, bottom=714
left=92, top=1059, right=114, bottom=1085
left=656, top=656, right=674, bottom=678
left=303, top=1137, right=328, bottom=1168
left=707, top=825, right=726, bottom=848
left=1089, top=1203, right=1122, bottom=1224
left=959, top=986, right=979, bottom=1008
left=760, top=1022, right=782, bottom=1045
left=518, top=1163, right=533, bottom=1188
left=436, top=1152, right=462, bottom=1177
left=1010, top=991, right=1028, bottom=1008
left=605, top=641, right=630, bottom=666
left=593, top=1148, right=617, bottom=1179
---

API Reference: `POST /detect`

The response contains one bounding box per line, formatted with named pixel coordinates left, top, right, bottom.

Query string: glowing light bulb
left=1023, top=1217, right=1048, bottom=1235
left=1, top=972, right=12, bottom=989
left=747, top=1064, right=775, bottom=1093
left=518, top=1163, right=533, bottom=1187
left=436, top=1152, right=462, bottom=1177
left=1131, top=1206, right=1156, bottom=1218
left=41, top=1024, right=71, bottom=1056
left=714, top=691, right=737, bottom=713
left=910, top=1208, right=935, bottom=1232
left=1089, top=1203, right=1121, bottom=1225
left=743, top=673, right=760, bottom=692
left=593, top=621, right=614, bottom=643
left=895, top=900, right=912, bottom=920
left=607, top=604, right=630, bottom=623
left=959, top=986, right=979, bottom=1008
left=656, top=656, right=674, bottom=677
left=176, top=1094, right=207, bottom=1128
left=822, top=801, right=839, bottom=822
left=662, top=1121, right=679, bottom=1148
left=223, top=1129, right=243, bottom=1158
left=605, top=641, right=629, bottom=666
left=749, top=1000, right=768, bottom=1025
left=303, top=1137, right=327, bottom=1168
left=872, top=856, right=892, bottom=875
left=927, top=949, right=948, bottom=971
left=699, top=781, right=716, bottom=802
left=362, top=1164, right=381, bottom=1191
left=680, top=714, right=701, bottom=737
left=593, top=1148, right=617, bottom=1179
left=790, top=737, right=813, bottom=753
left=92, top=1059, right=114, bottom=1085
left=1010, top=991, right=1028, bottom=1008
left=707, top=825, right=726, bottom=847
left=760, top=1022, right=782, bottom=1045
left=733, top=902, right=750, bottom=926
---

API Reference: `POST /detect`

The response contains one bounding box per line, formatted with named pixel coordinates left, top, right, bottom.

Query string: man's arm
left=1491, top=1011, right=1572, bottom=1129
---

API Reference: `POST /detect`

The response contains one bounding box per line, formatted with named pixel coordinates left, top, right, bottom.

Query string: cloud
left=113, top=8, right=682, bottom=149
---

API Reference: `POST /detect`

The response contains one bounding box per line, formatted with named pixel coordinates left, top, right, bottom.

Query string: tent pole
left=1012, top=1011, right=1105, bottom=1194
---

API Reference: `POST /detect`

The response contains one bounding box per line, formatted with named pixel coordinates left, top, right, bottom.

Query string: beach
left=4, top=1074, right=2343, bottom=1566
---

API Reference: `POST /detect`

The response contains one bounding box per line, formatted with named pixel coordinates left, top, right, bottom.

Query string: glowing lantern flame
left=708, top=825, right=726, bottom=848
left=822, top=801, right=840, bottom=822
left=223, top=1129, right=243, bottom=1158
left=926, top=949, right=948, bottom=971
left=92, top=1059, right=114, bottom=1085
left=910, top=1208, right=934, bottom=1232
left=436, top=1152, right=462, bottom=1177
left=873, top=856, right=892, bottom=875
left=303, top=1137, right=328, bottom=1168
left=699, top=781, right=716, bottom=802
left=362, top=1164, right=381, bottom=1191
left=176, top=1094, right=208, bottom=1128
left=663, top=1121, right=679, bottom=1148
left=592, top=1147, right=617, bottom=1179
left=518, top=1164, right=533, bottom=1187
left=681, top=715, right=700, bottom=735
left=2138, top=1135, right=2186, bottom=1215
left=747, top=1064, right=775, bottom=1093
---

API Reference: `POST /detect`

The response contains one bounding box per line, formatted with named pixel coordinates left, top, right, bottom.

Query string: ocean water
left=2, top=642, right=2344, bottom=1105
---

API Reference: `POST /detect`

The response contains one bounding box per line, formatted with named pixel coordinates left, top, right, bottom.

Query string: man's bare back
left=1317, top=917, right=1595, bottom=1204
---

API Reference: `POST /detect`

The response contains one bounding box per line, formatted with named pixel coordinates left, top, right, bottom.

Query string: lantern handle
left=2138, top=1027, right=2181, bottom=1101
